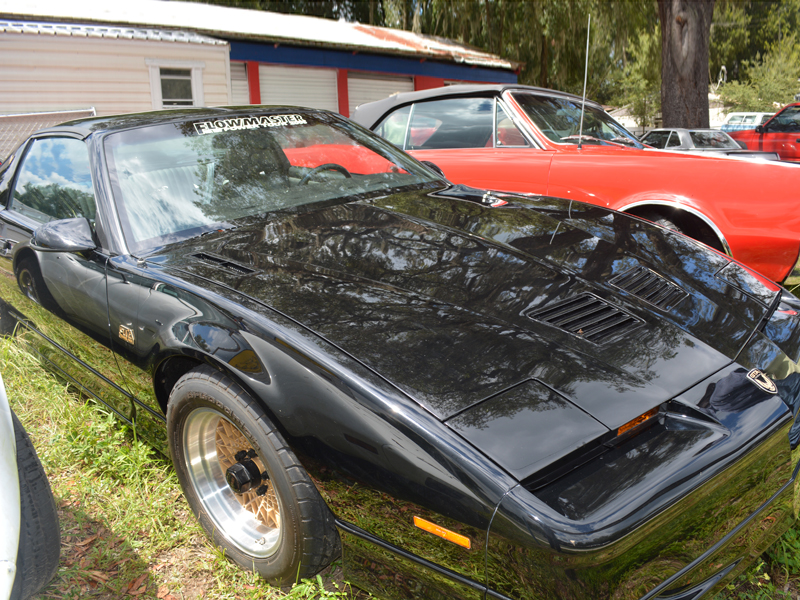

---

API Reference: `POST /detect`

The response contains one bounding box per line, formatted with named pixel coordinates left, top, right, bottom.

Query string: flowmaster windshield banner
left=194, top=114, right=307, bottom=135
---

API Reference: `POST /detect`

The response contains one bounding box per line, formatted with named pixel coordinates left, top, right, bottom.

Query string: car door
left=0, top=135, right=134, bottom=423
left=375, top=96, right=554, bottom=196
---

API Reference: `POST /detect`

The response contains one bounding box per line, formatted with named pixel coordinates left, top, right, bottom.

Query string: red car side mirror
left=755, top=125, right=765, bottom=134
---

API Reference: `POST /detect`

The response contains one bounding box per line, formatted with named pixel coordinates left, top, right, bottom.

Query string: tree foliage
left=711, top=0, right=800, bottom=109
left=192, top=0, right=799, bottom=117
left=618, top=25, right=662, bottom=126
left=720, top=35, right=800, bottom=110
left=380, top=0, right=653, bottom=103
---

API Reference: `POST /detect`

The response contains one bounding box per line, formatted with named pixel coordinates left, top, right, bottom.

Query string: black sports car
left=0, top=107, right=799, bottom=600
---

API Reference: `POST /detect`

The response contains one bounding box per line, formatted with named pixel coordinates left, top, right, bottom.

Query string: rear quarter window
left=407, top=98, right=494, bottom=150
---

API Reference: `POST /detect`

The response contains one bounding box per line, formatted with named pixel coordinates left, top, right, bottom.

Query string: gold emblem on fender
left=118, top=324, right=135, bottom=345
left=746, top=369, right=777, bottom=394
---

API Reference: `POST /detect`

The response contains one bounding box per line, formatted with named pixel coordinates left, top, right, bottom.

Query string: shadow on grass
left=40, top=496, right=158, bottom=599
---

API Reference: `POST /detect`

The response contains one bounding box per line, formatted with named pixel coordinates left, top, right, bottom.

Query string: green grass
left=1, top=337, right=360, bottom=600
left=5, top=332, right=800, bottom=600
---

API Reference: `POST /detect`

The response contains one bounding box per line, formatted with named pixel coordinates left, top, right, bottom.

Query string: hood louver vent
left=609, top=267, right=687, bottom=310
left=527, top=294, right=643, bottom=343
left=191, top=252, right=256, bottom=275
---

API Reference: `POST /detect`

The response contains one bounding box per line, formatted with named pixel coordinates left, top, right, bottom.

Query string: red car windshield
left=510, top=92, right=642, bottom=148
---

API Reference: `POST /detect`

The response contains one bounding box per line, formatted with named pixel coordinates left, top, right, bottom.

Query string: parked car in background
left=640, top=128, right=781, bottom=161
left=2, top=107, right=800, bottom=600
left=729, top=103, right=800, bottom=163
left=352, top=84, right=800, bottom=282
left=0, top=373, right=60, bottom=600
left=719, top=112, right=774, bottom=132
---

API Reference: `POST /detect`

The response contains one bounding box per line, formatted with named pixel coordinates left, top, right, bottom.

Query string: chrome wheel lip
left=183, top=407, right=281, bottom=558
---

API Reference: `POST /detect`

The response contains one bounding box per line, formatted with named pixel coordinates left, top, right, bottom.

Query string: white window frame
left=146, top=58, right=206, bottom=109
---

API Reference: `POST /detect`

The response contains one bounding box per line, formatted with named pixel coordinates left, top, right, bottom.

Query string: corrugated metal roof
left=0, top=0, right=518, bottom=71
left=0, top=18, right=226, bottom=44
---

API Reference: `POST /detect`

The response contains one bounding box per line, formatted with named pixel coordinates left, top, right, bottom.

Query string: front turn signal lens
left=617, top=407, right=659, bottom=437
left=413, top=516, right=471, bottom=549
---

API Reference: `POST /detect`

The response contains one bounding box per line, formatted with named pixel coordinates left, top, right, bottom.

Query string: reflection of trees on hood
left=539, top=424, right=716, bottom=522
left=447, top=382, right=565, bottom=431
left=205, top=197, right=695, bottom=417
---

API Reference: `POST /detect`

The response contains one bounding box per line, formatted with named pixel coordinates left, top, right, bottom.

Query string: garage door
left=348, top=74, right=414, bottom=116
left=230, top=62, right=250, bottom=105
left=259, top=64, right=338, bottom=112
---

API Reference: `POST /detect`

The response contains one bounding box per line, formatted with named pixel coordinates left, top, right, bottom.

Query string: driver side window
left=770, top=107, right=800, bottom=133
left=11, top=137, right=96, bottom=225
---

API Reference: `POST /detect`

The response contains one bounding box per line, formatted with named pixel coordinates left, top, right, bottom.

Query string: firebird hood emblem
left=746, top=369, right=777, bottom=394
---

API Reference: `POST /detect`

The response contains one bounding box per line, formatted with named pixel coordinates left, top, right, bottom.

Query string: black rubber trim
left=334, top=519, right=487, bottom=595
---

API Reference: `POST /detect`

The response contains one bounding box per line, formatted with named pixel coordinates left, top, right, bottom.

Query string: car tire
left=638, top=211, right=683, bottom=235
left=10, top=410, right=61, bottom=600
left=15, top=257, right=60, bottom=314
left=166, top=366, right=339, bottom=586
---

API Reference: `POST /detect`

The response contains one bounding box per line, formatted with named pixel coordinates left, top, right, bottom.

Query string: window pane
left=642, top=131, right=669, bottom=148
left=689, top=131, right=737, bottom=149
left=771, top=107, right=800, bottom=132
left=495, top=103, right=529, bottom=146
left=12, top=138, right=95, bottom=224
left=161, top=68, right=191, bottom=78
left=666, top=132, right=682, bottom=147
left=408, top=98, right=493, bottom=149
left=161, top=68, right=193, bottom=107
left=510, top=92, right=641, bottom=147
left=374, top=105, right=411, bottom=149
left=105, top=114, right=439, bottom=252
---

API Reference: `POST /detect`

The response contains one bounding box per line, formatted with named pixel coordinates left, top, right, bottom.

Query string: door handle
left=795, top=138, right=800, bottom=143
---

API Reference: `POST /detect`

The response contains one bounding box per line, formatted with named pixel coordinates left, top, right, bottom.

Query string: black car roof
left=351, top=84, right=602, bottom=128
left=32, top=106, right=331, bottom=138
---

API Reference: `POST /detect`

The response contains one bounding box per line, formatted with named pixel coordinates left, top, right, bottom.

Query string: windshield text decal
left=193, top=114, right=307, bottom=135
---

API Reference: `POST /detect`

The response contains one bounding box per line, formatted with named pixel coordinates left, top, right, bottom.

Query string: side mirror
left=420, top=160, right=447, bottom=179
left=755, top=125, right=765, bottom=134
left=31, top=217, right=97, bottom=253
left=736, top=140, right=748, bottom=149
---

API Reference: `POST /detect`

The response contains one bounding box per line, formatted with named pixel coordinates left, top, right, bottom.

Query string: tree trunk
left=658, top=0, right=715, bottom=127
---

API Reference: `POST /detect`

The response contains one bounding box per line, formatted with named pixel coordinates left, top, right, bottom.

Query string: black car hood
left=155, top=186, right=777, bottom=430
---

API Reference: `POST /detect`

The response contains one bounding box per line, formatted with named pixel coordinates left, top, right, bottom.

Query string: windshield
left=509, top=92, right=643, bottom=148
left=105, top=112, right=441, bottom=253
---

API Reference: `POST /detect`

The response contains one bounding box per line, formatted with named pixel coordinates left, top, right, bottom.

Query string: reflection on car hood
left=157, top=186, right=777, bottom=428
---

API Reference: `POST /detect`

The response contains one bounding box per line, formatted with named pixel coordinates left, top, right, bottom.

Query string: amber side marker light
left=617, top=407, right=659, bottom=437
left=413, top=516, right=472, bottom=549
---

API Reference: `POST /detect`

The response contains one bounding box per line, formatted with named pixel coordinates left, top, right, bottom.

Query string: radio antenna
left=577, top=14, right=591, bottom=151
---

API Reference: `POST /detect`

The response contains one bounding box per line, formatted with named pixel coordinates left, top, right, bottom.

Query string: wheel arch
left=620, top=200, right=732, bottom=256
left=11, top=245, right=39, bottom=277
left=152, top=348, right=291, bottom=443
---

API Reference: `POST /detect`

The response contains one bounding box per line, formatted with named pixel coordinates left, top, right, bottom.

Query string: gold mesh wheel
left=183, top=408, right=282, bottom=557
left=214, top=418, right=280, bottom=529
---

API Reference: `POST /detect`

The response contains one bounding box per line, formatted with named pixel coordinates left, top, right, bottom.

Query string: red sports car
left=353, top=85, right=800, bottom=283
left=729, top=102, right=800, bottom=164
